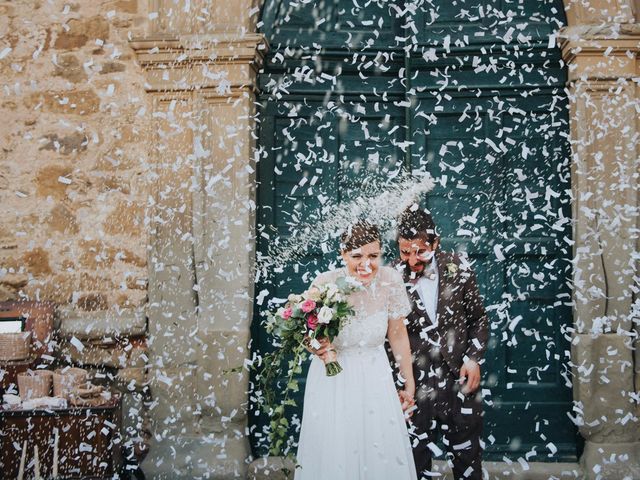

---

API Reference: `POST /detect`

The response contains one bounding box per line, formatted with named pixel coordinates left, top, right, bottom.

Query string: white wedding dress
left=294, top=266, right=417, bottom=480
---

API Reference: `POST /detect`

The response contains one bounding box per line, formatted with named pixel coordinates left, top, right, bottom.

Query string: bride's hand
left=304, top=336, right=331, bottom=357
left=398, top=390, right=416, bottom=418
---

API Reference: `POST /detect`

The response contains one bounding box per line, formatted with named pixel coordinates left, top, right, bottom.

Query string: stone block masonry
left=0, top=0, right=152, bottom=470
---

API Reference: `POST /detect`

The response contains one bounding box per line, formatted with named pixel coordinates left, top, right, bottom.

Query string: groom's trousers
left=410, top=353, right=483, bottom=480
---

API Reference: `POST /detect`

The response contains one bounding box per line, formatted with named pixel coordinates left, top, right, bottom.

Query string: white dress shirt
left=416, top=255, right=439, bottom=325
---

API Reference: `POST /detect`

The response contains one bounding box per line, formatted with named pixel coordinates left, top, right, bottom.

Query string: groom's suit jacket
left=394, top=251, right=489, bottom=379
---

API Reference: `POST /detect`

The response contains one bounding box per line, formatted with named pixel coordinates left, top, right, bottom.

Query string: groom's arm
left=461, top=266, right=489, bottom=364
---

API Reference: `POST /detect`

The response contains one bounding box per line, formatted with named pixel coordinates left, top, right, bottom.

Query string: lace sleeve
left=386, top=268, right=411, bottom=321
left=310, top=270, right=334, bottom=290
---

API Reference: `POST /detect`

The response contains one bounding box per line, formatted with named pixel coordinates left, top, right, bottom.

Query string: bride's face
left=341, top=241, right=381, bottom=284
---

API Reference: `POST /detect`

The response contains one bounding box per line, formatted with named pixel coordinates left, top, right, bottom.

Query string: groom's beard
left=403, top=260, right=426, bottom=274
left=404, top=256, right=435, bottom=277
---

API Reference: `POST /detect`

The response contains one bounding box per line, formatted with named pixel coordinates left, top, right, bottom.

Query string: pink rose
left=306, top=313, right=318, bottom=330
left=300, top=299, right=316, bottom=313
left=282, top=307, right=292, bottom=319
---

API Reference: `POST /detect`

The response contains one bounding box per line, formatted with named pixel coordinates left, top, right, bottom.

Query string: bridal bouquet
left=266, top=276, right=357, bottom=376
left=256, top=276, right=358, bottom=456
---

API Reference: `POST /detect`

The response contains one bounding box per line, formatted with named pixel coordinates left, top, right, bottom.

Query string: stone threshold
left=248, top=457, right=583, bottom=480
left=432, top=460, right=582, bottom=479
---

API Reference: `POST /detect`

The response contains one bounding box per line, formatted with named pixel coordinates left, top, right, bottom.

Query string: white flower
left=325, top=284, right=341, bottom=302
left=318, top=306, right=334, bottom=324
left=446, top=262, right=458, bottom=278
left=330, top=292, right=343, bottom=303
left=303, top=289, right=321, bottom=301
left=288, top=293, right=303, bottom=303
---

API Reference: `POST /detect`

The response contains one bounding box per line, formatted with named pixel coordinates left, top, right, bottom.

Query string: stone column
left=559, top=3, right=640, bottom=478
left=130, top=4, right=267, bottom=477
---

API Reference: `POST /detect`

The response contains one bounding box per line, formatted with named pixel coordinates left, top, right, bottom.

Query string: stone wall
left=1, top=0, right=265, bottom=477
left=0, top=0, right=152, bottom=466
left=0, top=0, right=149, bottom=311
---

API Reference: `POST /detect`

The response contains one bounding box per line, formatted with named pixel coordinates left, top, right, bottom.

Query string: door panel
left=410, top=92, right=574, bottom=459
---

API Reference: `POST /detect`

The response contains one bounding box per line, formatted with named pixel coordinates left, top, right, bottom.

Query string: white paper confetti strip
left=70, top=336, right=84, bottom=352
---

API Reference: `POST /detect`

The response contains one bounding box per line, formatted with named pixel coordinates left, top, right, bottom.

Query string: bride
left=294, top=221, right=417, bottom=480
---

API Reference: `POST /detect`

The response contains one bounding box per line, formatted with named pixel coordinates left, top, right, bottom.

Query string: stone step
left=247, top=457, right=584, bottom=480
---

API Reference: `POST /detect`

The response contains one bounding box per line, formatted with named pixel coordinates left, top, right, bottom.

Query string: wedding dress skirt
left=294, top=267, right=417, bottom=480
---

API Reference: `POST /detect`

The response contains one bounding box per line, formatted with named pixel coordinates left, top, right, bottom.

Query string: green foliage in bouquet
left=253, top=276, right=359, bottom=457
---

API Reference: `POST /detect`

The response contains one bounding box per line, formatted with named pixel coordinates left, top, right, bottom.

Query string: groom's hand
left=459, top=360, right=480, bottom=393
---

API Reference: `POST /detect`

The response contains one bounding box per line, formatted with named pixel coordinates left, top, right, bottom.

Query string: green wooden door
left=411, top=88, right=575, bottom=459
left=251, top=0, right=579, bottom=462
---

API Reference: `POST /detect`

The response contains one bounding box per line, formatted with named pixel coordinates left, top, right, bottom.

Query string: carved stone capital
left=559, top=25, right=640, bottom=81
left=563, top=0, right=638, bottom=26
left=130, top=34, right=268, bottom=92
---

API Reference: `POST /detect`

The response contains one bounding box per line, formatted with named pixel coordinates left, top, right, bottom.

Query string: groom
left=393, top=206, right=488, bottom=480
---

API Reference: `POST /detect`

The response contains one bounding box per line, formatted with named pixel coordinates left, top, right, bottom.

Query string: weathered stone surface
left=96, top=175, right=130, bottom=194
left=248, top=457, right=296, bottom=480
left=115, top=291, right=147, bottom=309
left=76, top=292, right=109, bottom=311
left=581, top=441, right=640, bottom=480
left=22, top=247, right=52, bottom=275
left=64, top=341, right=148, bottom=370
left=0, top=273, right=28, bottom=289
left=53, top=54, right=87, bottom=83
left=65, top=343, right=128, bottom=367
left=58, top=308, right=147, bottom=339
left=0, top=285, right=17, bottom=301
left=146, top=366, right=198, bottom=434
left=564, top=0, right=636, bottom=26
left=54, top=16, right=110, bottom=50
left=46, top=203, right=79, bottom=234
left=119, top=387, right=150, bottom=457
left=76, top=239, right=144, bottom=268
left=100, top=61, right=127, bottom=74
left=572, top=333, right=637, bottom=443
left=116, top=367, right=147, bottom=391
left=27, top=90, right=100, bottom=115
left=78, top=239, right=117, bottom=268
left=197, top=330, right=249, bottom=419
left=103, top=200, right=145, bottom=236
left=141, top=430, right=249, bottom=479
left=78, top=272, right=114, bottom=291
left=35, top=164, right=72, bottom=199
left=40, top=132, right=88, bottom=155
left=23, top=273, right=75, bottom=304
left=126, top=275, right=148, bottom=290
left=114, top=0, right=138, bottom=14
left=95, top=149, right=135, bottom=171
left=121, top=249, right=146, bottom=267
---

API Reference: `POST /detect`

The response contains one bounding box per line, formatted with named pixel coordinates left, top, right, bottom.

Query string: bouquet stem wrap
left=321, top=348, right=342, bottom=376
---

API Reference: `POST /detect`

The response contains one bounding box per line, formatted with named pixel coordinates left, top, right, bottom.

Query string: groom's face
left=398, top=237, right=439, bottom=273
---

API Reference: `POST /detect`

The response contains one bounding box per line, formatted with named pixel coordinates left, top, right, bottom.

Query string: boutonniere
left=445, top=262, right=458, bottom=278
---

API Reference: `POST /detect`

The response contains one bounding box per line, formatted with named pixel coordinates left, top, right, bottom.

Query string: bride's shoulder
left=311, top=268, right=341, bottom=287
